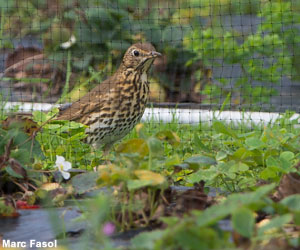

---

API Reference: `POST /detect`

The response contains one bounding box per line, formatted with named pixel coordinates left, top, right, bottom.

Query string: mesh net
left=0, top=0, right=300, bottom=152
left=1, top=2, right=300, bottom=246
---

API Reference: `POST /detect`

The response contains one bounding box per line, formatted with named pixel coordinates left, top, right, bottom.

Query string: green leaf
left=196, top=202, right=236, bottom=227
left=173, top=163, right=190, bottom=169
left=155, top=130, right=180, bottom=146
left=216, top=151, right=227, bottom=161
left=43, top=124, right=63, bottom=130
left=186, top=168, right=218, bottom=183
left=278, top=157, right=292, bottom=172
left=10, top=149, right=30, bottom=165
left=164, top=155, right=181, bottom=167
left=184, top=155, right=216, bottom=168
left=266, top=156, right=280, bottom=168
left=175, top=228, right=216, bottom=250
left=117, top=138, right=149, bottom=157
left=250, top=183, right=276, bottom=200
left=85, top=8, right=110, bottom=22
left=30, top=140, right=44, bottom=158
left=213, top=121, right=237, bottom=138
left=9, top=131, right=29, bottom=148
left=226, top=183, right=276, bottom=208
left=232, top=207, right=255, bottom=238
left=196, top=184, right=275, bottom=228
left=280, top=151, right=295, bottom=161
left=32, top=111, right=48, bottom=124
left=232, top=147, right=253, bottom=160
left=260, top=168, right=277, bottom=180
left=160, top=216, right=180, bottom=227
left=229, top=162, right=249, bottom=172
left=258, top=214, right=292, bottom=235
left=131, top=230, right=164, bottom=250
left=5, top=166, right=24, bottom=179
left=194, top=134, right=209, bottom=152
left=147, top=137, right=164, bottom=157
left=294, top=212, right=300, bottom=226
left=71, top=172, right=99, bottom=195
left=280, top=194, right=300, bottom=212
left=245, top=137, right=265, bottom=150
left=127, top=180, right=153, bottom=191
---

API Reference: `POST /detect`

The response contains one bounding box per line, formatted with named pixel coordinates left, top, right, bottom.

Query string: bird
left=57, top=43, right=161, bottom=154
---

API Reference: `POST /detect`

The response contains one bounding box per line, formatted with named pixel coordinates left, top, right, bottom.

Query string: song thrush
left=57, top=43, right=161, bottom=152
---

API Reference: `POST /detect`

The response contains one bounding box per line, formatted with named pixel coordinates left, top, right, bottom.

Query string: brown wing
left=57, top=73, right=118, bottom=122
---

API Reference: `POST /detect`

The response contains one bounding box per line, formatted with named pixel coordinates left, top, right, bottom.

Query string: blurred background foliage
left=0, top=0, right=300, bottom=107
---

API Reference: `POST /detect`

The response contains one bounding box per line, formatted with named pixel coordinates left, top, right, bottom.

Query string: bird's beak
left=150, top=51, right=162, bottom=58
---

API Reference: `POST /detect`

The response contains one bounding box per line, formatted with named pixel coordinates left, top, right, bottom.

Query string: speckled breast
left=86, top=71, right=149, bottom=148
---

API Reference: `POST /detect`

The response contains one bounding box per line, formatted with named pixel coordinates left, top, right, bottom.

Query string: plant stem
left=220, top=174, right=232, bottom=192
left=57, top=50, right=72, bottom=104
left=0, top=77, right=51, bottom=83
left=0, top=8, right=5, bottom=49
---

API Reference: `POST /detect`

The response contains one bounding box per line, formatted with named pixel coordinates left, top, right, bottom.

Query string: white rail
left=3, top=102, right=299, bottom=126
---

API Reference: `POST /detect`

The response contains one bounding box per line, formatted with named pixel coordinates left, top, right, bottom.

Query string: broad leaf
left=258, top=214, right=292, bottom=235
left=134, top=170, right=165, bottom=186
left=245, top=137, right=265, bottom=150
left=213, top=121, right=237, bottom=138
left=232, top=207, right=254, bottom=238
left=117, top=138, right=149, bottom=157
left=127, top=179, right=153, bottom=191
left=71, top=172, right=99, bottom=195
left=155, top=130, right=180, bottom=146
left=280, top=194, right=300, bottom=212
left=185, top=155, right=216, bottom=169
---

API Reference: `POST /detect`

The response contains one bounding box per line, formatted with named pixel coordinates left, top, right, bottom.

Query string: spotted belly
left=84, top=72, right=149, bottom=148
left=85, top=104, right=146, bottom=148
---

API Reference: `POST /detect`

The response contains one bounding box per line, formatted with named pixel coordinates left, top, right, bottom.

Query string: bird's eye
left=132, top=50, right=140, bottom=57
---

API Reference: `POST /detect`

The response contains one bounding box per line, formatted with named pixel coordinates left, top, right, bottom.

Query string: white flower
left=60, top=34, right=76, bottom=49
left=55, top=156, right=72, bottom=180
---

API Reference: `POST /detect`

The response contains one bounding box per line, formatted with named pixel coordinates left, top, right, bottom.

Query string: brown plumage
left=57, top=43, right=161, bottom=151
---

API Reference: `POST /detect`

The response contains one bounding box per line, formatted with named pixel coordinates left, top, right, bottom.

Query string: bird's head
left=122, top=43, right=161, bottom=72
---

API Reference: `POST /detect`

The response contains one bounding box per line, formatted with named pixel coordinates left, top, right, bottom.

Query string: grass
left=57, top=50, right=72, bottom=104
left=1, top=106, right=299, bottom=249
left=64, top=117, right=299, bottom=249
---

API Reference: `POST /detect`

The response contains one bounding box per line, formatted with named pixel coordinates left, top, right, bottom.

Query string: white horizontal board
left=3, top=102, right=299, bottom=126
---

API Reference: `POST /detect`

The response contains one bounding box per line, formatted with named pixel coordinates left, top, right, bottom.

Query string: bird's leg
left=103, top=143, right=113, bottom=156
left=102, top=143, right=113, bottom=164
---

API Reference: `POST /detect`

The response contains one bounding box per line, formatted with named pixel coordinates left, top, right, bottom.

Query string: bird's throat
left=141, top=71, right=148, bottom=85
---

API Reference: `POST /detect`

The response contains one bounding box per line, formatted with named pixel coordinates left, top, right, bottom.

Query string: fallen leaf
left=155, top=130, right=180, bottom=146
left=117, top=138, right=149, bottom=157
left=40, top=183, right=62, bottom=191
left=134, top=170, right=165, bottom=186
left=7, top=158, right=27, bottom=179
